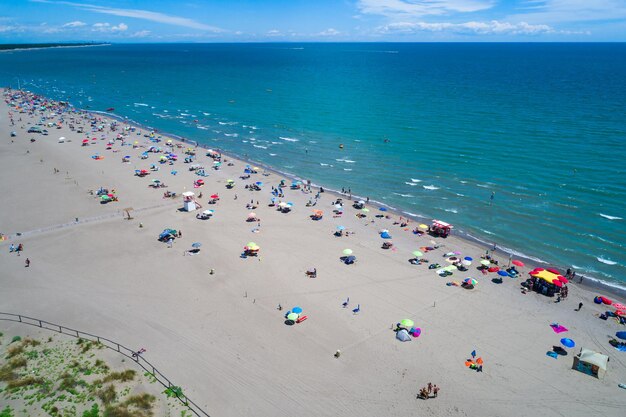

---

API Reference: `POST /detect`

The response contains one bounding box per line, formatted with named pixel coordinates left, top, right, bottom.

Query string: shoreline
left=2, top=88, right=625, bottom=417
left=0, top=43, right=111, bottom=53
left=87, top=109, right=626, bottom=300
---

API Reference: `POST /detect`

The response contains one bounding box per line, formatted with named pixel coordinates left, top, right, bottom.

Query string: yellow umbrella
left=418, top=224, right=428, bottom=230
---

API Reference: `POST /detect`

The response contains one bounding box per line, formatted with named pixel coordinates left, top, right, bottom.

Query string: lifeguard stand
left=182, top=191, right=197, bottom=212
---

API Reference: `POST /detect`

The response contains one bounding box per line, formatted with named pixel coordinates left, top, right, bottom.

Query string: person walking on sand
left=577, top=302, right=583, bottom=311
left=25, top=258, right=30, bottom=267
left=427, top=382, right=432, bottom=394
left=433, top=385, right=439, bottom=398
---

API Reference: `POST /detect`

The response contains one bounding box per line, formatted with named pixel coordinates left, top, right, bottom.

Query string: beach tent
left=572, top=349, right=608, bottom=379
left=396, top=329, right=411, bottom=342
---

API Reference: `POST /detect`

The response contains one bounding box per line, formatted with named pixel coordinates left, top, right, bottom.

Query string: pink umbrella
left=512, top=260, right=524, bottom=267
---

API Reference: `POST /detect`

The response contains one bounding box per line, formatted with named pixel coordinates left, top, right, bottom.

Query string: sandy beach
left=1, top=89, right=625, bottom=417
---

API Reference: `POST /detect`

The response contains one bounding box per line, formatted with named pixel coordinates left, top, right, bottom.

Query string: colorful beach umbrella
left=191, top=242, right=202, bottom=248
left=557, top=275, right=568, bottom=283
left=464, top=278, right=477, bottom=286
left=361, top=208, right=369, bottom=213
left=379, top=207, right=387, bottom=211
left=497, top=270, right=509, bottom=277
left=480, top=260, right=491, bottom=266
left=488, top=266, right=500, bottom=273
left=343, top=249, right=353, bottom=256
left=616, top=331, right=626, bottom=341
left=287, top=313, right=299, bottom=321
left=512, top=260, right=524, bottom=267
left=462, top=259, right=472, bottom=266
left=412, top=251, right=424, bottom=258
left=464, top=256, right=473, bottom=261
left=418, top=224, right=429, bottom=230
left=337, top=225, right=345, bottom=231
left=560, top=338, right=575, bottom=348
left=400, top=319, right=414, bottom=328
left=292, top=306, right=303, bottom=314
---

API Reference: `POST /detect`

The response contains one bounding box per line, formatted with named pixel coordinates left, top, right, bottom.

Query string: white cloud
left=129, top=30, right=151, bottom=38
left=318, top=28, right=340, bottom=36
left=378, top=20, right=555, bottom=35
left=510, top=0, right=626, bottom=23
left=358, top=0, right=495, bottom=18
left=92, top=22, right=128, bottom=32
left=31, top=0, right=223, bottom=32
left=267, top=29, right=281, bottom=36
left=62, top=20, right=86, bottom=27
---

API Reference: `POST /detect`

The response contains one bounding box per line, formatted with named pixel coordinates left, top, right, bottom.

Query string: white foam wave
left=597, top=257, right=617, bottom=265
left=599, top=213, right=622, bottom=220
left=343, top=168, right=352, bottom=171
left=269, top=153, right=277, bottom=156
left=423, top=185, right=439, bottom=190
left=482, top=229, right=494, bottom=235
left=202, top=112, right=210, bottom=116
left=405, top=182, right=418, bottom=186
left=476, top=184, right=490, bottom=188
left=253, top=145, right=267, bottom=149
left=410, top=178, right=422, bottom=183
left=344, top=160, right=356, bottom=163
left=196, top=125, right=209, bottom=130
left=133, top=103, right=148, bottom=107
left=444, top=208, right=458, bottom=213
left=180, top=113, right=190, bottom=116
left=456, top=193, right=465, bottom=197
left=279, top=137, right=299, bottom=142
left=320, top=163, right=329, bottom=166
left=393, top=193, right=414, bottom=198
left=224, top=133, right=238, bottom=137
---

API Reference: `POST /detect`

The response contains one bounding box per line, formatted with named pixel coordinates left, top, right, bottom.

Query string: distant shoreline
left=0, top=43, right=110, bottom=53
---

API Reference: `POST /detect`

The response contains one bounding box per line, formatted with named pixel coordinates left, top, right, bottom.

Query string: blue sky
left=1, top=0, right=625, bottom=42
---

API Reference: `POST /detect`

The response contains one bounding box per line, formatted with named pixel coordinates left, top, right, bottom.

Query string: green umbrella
left=100, top=195, right=111, bottom=201
left=287, top=313, right=299, bottom=321
left=400, top=319, right=414, bottom=328
left=480, top=259, right=491, bottom=266
left=412, top=251, right=424, bottom=258
left=361, top=208, right=370, bottom=213
left=342, top=249, right=353, bottom=256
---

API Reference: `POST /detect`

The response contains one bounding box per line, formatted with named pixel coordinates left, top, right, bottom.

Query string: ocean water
left=1, top=43, right=625, bottom=288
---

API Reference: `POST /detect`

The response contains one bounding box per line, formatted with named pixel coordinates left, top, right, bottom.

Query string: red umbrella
left=557, top=275, right=568, bottom=283
left=82, top=139, right=89, bottom=143
left=552, top=279, right=563, bottom=288
left=488, top=266, right=499, bottom=273
left=512, top=260, right=524, bottom=267
left=547, top=267, right=560, bottom=274
left=210, top=194, right=219, bottom=199
left=534, top=268, right=545, bottom=272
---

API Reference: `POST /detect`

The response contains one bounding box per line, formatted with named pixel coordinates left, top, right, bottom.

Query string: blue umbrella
left=464, top=256, right=473, bottom=261
left=337, top=225, right=345, bottom=231
left=560, top=338, right=575, bottom=348
left=497, top=270, right=509, bottom=277
left=379, top=207, right=388, bottom=211
left=124, top=155, right=131, bottom=158
left=292, top=306, right=303, bottom=314
left=256, top=182, right=263, bottom=186
left=616, top=331, right=626, bottom=340
left=191, top=242, right=202, bottom=248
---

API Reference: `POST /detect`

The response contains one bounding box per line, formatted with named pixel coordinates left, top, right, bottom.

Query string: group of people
left=417, top=382, right=439, bottom=400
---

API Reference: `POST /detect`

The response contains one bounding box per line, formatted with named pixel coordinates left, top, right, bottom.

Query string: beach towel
left=550, top=324, right=568, bottom=334
left=546, top=351, right=558, bottom=359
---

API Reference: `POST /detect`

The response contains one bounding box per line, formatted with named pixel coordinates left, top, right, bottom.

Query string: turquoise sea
left=1, top=43, right=625, bottom=288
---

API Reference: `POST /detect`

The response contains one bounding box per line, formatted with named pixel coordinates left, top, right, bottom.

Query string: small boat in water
left=106, top=107, right=115, bottom=112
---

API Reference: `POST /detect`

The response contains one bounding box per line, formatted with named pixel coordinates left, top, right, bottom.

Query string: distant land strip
left=0, top=42, right=109, bottom=51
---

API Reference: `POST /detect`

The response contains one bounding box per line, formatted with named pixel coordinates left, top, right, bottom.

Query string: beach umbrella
left=82, top=139, right=89, bottom=143
left=547, top=268, right=561, bottom=275
left=152, top=179, right=161, bottom=183
left=337, top=225, right=345, bottom=231
left=191, top=242, right=202, bottom=248
left=412, top=251, right=424, bottom=258
left=210, top=194, right=219, bottom=199
left=255, top=181, right=263, bottom=186
left=552, top=279, right=563, bottom=288
left=464, top=278, right=477, bottom=286
left=557, top=275, right=568, bottom=283
left=342, top=249, right=353, bottom=256
left=512, top=260, right=524, bottom=267
left=401, top=319, right=414, bottom=328
left=246, top=242, right=258, bottom=248
left=480, top=260, right=491, bottom=266
left=616, top=331, right=626, bottom=341
left=462, top=259, right=472, bottom=266
left=497, top=270, right=509, bottom=277
left=488, top=266, right=499, bottom=273
left=248, top=212, right=257, bottom=218
left=287, top=313, right=299, bottom=321
left=292, top=306, right=303, bottom=314
left=379, top=207, right=388, bottom=211
left=362, top=208, right=370, bottom=213
left=464, top=256, right=473, bottom=261
left=227, top=179, right=234, bottom=183
left=418, top=224, right=429, bottom=230
left=346, top=255, right=357, bottom=262
left=560, top=338, right=575, bottom=348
